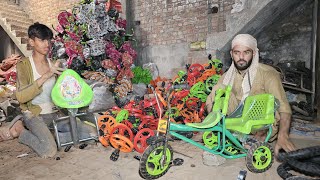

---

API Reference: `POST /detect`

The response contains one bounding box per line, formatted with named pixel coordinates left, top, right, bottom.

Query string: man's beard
left=234, top=58, right=253, bottom=71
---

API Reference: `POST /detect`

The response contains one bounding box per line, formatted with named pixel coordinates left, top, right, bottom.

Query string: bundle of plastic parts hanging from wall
left=49, top=0, right=136, bottom=100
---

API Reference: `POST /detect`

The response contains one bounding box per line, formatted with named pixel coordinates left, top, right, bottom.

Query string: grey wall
left=218, top=0, right=313, bottom=69
left=257, top=0, right=313, bottom=68
left=138, top=43, right=190, bottom=77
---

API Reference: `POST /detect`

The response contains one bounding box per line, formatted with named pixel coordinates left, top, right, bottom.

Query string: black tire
left=286, top=176, right=314, bottom=180
left=139, top=142, right=173, bottom=179
left=277, top=146, right=320, bottom=178
left=303, top=156, right=320, bottom=165
left=246, top=142, right=274, bottom=173
left=277, top=162, right=315, bottom=180
left=277, top=146, right=320, bottom=162
left=277, top=162, right=294, bottom=179
left=287, top=159, right=320, bottom=177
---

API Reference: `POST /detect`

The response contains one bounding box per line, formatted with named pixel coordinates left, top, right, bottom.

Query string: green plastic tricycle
left=139, top=85, right=278, bottom=179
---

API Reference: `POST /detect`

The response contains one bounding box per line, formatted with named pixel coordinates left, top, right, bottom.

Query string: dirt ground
left=1, top=133, right=320, bottom=180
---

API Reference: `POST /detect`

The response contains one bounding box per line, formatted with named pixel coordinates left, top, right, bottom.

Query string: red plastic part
left=133, top=128, right=155, bottom=153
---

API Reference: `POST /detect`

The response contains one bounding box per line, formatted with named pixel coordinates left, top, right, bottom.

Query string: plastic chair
left=225, top=94, right=276, bottom=134
left=51, top=69, right=98, bottom=149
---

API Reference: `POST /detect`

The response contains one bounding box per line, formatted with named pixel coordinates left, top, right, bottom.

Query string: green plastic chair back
left=51, top=69, right=93, bottom=109
left=225, top=94, right=275, bottom=134
left=186, top=85, right=231, bottom=128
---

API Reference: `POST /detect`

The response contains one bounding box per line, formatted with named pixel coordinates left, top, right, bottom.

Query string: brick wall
left=19, top=0, right=127, bottom=29
left=132, top=0, right=234, bottom=47
left=19, top=0, right=78, bottom=28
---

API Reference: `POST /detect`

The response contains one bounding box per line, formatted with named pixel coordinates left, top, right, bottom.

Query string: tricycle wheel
left=246, top=142, right=274, bottom=173
left=139, top=142, right=173, bottom=179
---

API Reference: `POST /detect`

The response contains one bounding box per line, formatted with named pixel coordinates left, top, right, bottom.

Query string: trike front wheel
left=246, top=142, right=274, bottom=173
left=139, top=142, right=173, bottom=179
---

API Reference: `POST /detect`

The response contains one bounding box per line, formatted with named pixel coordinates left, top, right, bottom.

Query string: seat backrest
left=212, top=85, right=232, bottom=116
left=51, top=69, right=93, bottom=109
left=241, top=94, right=275, bottom=124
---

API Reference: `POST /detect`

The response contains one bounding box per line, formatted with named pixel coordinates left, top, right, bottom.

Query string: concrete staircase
left=0, top=0, right=33, bottom=57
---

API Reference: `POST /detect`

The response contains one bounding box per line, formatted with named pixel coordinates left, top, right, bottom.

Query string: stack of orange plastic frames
left=109, top=134, right=133, bottom=153
left=110, top=123, right=134, bottom=141
left=98, top=115, right=118, bottom=147
left=98, top=115, right=117, bottom=134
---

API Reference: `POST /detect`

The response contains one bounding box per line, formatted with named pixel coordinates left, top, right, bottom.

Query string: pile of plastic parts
left=97, top=57, right=224, bottom=161
left=0, top=54, right=21, bottom=85
left=48, top=0, right=226, bottom=160
left=277, top=146, right=320, bottom=180
left=49, top=0, right=136, bottom=98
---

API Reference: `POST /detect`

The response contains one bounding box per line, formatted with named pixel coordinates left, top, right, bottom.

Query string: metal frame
left=52, top=110, right=100, bottom=150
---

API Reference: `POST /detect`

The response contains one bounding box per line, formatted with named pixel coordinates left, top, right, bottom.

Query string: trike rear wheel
left=139, top=142, right=173, bottom=179
left=246, top=142, right=274, bottom=173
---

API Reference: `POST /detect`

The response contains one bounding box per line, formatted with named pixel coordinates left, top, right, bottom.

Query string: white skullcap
left=231, top=34, right=258, bottom=52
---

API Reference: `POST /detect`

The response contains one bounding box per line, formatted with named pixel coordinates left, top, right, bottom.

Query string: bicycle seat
left=225, top=94, right=276, bottom=134
left=186, top=86, right=231, bottom=129
left=51, top=69, right=94, bottom=109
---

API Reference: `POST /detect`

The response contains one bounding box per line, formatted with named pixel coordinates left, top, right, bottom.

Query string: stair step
left=27, top=44, right=32, bottom=51
left=14, top=30, right=27, bottom=38
left=0, top=12, right=31, bottom=21
left=0, top=7, right=26, bottom=16
left=0, top=4, right=23, bottom=13
left=0, top=1, right=23, bottom=10
left=10, top=24, right=29, bottom=32
left=5, top=18, right=33, bottom=26
left=21, top=37, right=28, bottom=44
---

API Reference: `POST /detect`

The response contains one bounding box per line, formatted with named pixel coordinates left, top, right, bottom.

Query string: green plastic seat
left=186, top=86, right=231, bottom=128
left=51, top=69, right=93, bottom=109
left=225, top=94, right=275, bottom=134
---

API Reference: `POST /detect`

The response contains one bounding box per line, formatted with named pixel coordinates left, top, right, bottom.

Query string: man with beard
left=206, top=34, right=295, bottom=156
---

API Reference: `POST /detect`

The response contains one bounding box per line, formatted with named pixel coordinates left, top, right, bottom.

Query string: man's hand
left=51, top=60, right=66, bottom=75
left=274, top=134, right=296, bottom=157
left=37, top=64, right=65, bottom=87
left=50, top=66, right=65, bottom=75
left=274, top=112, right=296, bottom=157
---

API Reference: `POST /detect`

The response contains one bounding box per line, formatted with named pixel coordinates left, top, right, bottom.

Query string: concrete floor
left=0, top=133, right=319, bottom=180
